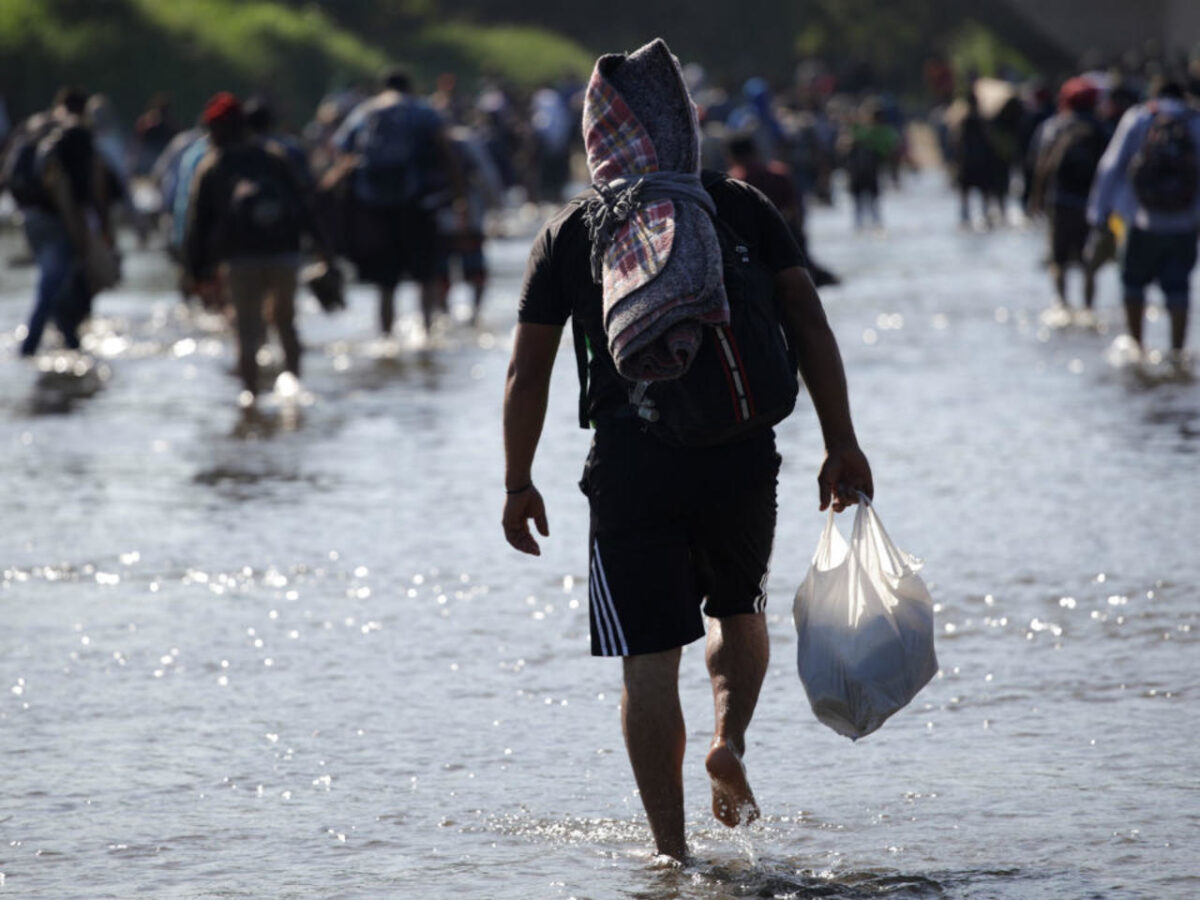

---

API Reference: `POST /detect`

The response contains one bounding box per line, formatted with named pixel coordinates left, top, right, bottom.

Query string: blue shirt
left=332, top=91, right=443, bottom=206
left=1088, top=98, right=1200, bottom=234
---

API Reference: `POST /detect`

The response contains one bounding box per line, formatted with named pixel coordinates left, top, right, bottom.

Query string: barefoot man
left=502, top=39, right=872, bottom=861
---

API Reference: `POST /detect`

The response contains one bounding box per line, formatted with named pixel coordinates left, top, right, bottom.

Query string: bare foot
left=705, top=740, right=759, bottom=827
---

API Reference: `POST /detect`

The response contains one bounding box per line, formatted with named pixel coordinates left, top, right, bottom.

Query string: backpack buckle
left=630, top=380, right=659, bottom=422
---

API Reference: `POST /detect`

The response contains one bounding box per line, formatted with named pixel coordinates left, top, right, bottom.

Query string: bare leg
left=420, top=279, right=440, bottom=333
left=469, top=277, right=486, bottom=326
left=228, top=267, right=265, bottom=396
left=379, top=283, right=396, bottom=335
left=1168, top=303, right=1189, bottom=352
left=705, top=612, right=768, bottom=828
left=270, top=268, right=301, bottom=377
left=1051, top=264, right=1066, bottom=307
left=235, top=307, right=263, bottom=395
left=1124, top=292, right=1146, bottom=350
left=622, top=648, right=687, bottom=861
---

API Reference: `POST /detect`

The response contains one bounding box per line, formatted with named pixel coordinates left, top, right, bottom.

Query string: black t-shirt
left=518, top=171, right=806, bottom=425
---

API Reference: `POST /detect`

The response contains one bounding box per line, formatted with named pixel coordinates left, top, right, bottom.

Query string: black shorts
left=435, top=231, right=487, bottom=282
left=1050, top=204, right=1089, bottom=266
left=579, top=421, right=780, bottom=657
left=1121, top=227, right=1199, bottom=307
left=347, top=202, right=437, bottom=286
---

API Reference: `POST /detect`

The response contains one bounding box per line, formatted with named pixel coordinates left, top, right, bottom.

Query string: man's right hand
left=502, top=486, right=549, bottom=556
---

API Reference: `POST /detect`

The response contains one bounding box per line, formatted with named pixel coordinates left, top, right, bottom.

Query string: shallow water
left=2, top=174, right=1197, bottom=899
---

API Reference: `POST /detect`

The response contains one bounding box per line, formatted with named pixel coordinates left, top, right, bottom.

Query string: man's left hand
left=818, top=444, right=874, bottom=512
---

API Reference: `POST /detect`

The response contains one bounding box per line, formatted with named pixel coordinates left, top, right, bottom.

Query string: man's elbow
left=506, top=357, right=551, bottom=394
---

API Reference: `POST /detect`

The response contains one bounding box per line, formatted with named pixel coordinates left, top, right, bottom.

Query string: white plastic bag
left=792, top=497, right=937, bottom=740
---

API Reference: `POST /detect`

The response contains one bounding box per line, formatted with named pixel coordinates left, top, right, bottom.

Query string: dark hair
left=208, top=115, right=246, bottom=148
left=1151, top=76, right=1185, bottom=100
left=244, top=96, right=274, bottom=134
left=53, top=85, right=89, bottom=116
left=726, top=134, right=757, bottom=162
left=382, top=66, right=413, bottom=93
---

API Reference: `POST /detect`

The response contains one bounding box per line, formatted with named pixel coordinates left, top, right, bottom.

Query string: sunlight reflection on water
left=1, top=175, right=1197, bottom=898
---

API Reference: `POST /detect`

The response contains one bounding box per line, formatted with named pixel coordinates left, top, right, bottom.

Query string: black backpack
left=223, top=148, right=301, bottom=252
left=1129, top=109, right=1198, bottom=212
left=1049, top=119, right=1105, bottom=199
left=0, top=119, right=58, bottom=208
left=573, top=175, right=800, bottom=447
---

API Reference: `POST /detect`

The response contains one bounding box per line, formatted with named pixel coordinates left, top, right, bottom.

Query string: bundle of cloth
left=581, top=38, right=729, bottom=382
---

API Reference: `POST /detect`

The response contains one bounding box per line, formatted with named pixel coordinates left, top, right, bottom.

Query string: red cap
left=202, top=91, right=242, bottom=125
left=1059, top=77, right=1099, bottom=113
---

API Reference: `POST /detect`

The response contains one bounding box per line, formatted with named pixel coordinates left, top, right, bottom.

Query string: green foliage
left=947, top=20, right=1035, bottom=81
left=128, top=0, right=388, bottom=80
left=0, top=0, right=593, bottom=124
left=417, top=22, right=593, bottom=86
left=0, top=0, right=387, bottom=122
left=795, top=0, right=942, bottom=77
left=0, top=0, right=1072, bottom=125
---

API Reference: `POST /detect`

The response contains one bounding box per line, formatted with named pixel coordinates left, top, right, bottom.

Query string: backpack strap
left=564, top=191, right=596, bottom=429
left=572, top=311, right=591, bottom=429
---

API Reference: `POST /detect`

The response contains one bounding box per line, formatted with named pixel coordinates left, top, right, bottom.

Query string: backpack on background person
left=1, top=118, right=64, bottom=209
left=221, top=149, right=303, bottom=255
left=1129, top=108, right=1199, bottom=213
left=1048, top=119, right=1106, bottom=201
left=356, top=100, right=438, bottom=207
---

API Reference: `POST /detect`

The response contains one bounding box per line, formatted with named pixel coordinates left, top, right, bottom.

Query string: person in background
left=843, top=99, right=899, bottom=230
left=1028, top=78, right=1106, bottom=310
left=130, top=92, right=179, bottom=177
left=2, top=86, right=113, bottom=355
left=183, top=93, right=334, bottom=400
left=725, top=134, right=839, bottom=286
left=1082, top=82, right=1141, bottom=282
left=244, top=96, right=313, bottom=191
left=332, top=66, right=466, bottom=336
left=1088, top=77, right=1200, bottom=358
left=434, top=123, right=503, bottom=326
left=953, top=91, right=1000, bottom=226
left=87, top=94, right=150, bottom=245
left=150, top=118, right=205, bottom=240
left=529, top=86, right=573, bottom=204
left=1019, top=80, right=1056, bottom=215
left=727, top=77, right=786, bottom=164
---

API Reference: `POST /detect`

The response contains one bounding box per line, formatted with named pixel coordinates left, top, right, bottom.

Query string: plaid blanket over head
left=583, top=76, right=675, bottom=304
left=581, top=52, right=730, bottom=381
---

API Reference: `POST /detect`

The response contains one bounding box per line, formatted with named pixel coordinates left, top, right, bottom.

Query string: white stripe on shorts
left=753, top=566, right=770, bottom=614
left=591, top=541, right=629, bottom=655
left=590, top=559, right=617, bottom=655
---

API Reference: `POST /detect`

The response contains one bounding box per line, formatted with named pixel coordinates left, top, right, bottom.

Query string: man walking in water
left=184, top=93, right=333, bottom=400
left=332, top=67, right=465, bottom=337
left=501, top=39, right=872, bottom=861
left=1089, top=77, right=1200, bottom=358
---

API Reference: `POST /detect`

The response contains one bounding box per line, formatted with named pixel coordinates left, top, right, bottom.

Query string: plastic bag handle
left=812, top=505, right=840, bottom=567
left=852, top=492, right=910, bottom=576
